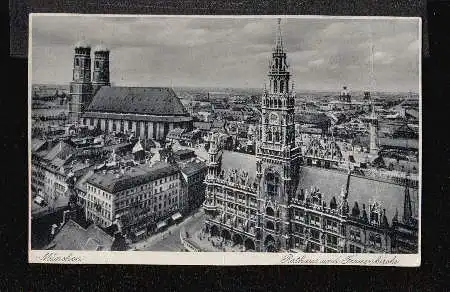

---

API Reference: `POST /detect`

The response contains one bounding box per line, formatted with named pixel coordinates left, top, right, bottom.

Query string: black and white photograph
left=29, top=14, right=421, bottom=265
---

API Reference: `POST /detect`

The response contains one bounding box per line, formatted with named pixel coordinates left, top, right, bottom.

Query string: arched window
left=280, top=80, right=284, bottom=93
left=273, top=80, right=278, bottom=93
left=266, top=207, right=275, bottom=217
left=274, top=131, right=280, bottom=142
left=267, top=129, right=273, bottom=141
left=266, top=171, right=280, bottom=197
left=266, top=221, right=275, bottom=230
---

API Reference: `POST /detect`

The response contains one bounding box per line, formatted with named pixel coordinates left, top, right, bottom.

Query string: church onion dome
left=132, top=138, right=144, bottom=153
left=75, top=40, right=90, bottom=48
left=94, top=44, right=109, bottom=52
left=351, top=201, right=360, bottom=217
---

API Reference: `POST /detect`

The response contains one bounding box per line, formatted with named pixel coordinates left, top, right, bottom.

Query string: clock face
left=74, top=72, right=80, bottom=80
left=269, top=112, right=279, bottom=124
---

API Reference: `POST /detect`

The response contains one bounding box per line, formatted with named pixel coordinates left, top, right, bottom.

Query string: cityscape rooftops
left=87, top=162, right=179, bottom=193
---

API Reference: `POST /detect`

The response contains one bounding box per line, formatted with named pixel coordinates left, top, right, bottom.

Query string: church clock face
left=74, top=72, right=80, bottom=80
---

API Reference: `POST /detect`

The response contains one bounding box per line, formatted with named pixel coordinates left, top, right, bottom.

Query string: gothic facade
left=202, top=19, right=418, bottom=253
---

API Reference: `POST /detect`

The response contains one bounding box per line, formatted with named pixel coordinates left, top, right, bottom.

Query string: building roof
left=87, top=162, right=179, bottom=193
left=74, top=170, right=96, bottom=193
left=295, top=166, right=419, bottom=222
left=87, top=87, right=189, bottom=116
left=43, top=141, right=76, bottom=162
left=181, top=160, right=207, bottom=176
left=31, top=139, right=47, bottom=152
left=167, top=127, right=186, bottom=137
left=193, top=121, right=212, bottom=131
left=132, top=139, right=144, bottom=153
left=47, top=219, right=114, bottom=251
left=174, top=149, right=195, bottom=157
left=295, top=112, right=331, bottom=126
left=221, top=150, right=257, bottom=174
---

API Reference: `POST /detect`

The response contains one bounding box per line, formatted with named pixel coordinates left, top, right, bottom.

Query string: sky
left=31, top=15, right=421, bottom=92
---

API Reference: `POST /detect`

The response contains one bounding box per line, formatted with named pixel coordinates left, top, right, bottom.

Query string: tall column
left=169, top=123, right=174, bottom=131
left=93, top=119, right=98, bottom=127
left=140, top=121, right=145, bottom=139
left=147, top=122, right=153, bottom=139
left=159, top=123, right=164, bottom=139
left=116, top=120, right=121, bottom=133
left=131, top=121, right=137, bottom=134
left=108, top=120, right=113, bottom=133
left=124, top=120, right=129, bottom=133
left=100, top=119, right=106, bottom=131
left=155, top=123, right=160, bottom=140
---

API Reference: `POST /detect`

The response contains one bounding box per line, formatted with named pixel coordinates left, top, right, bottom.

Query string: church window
left=280, top=80, right=284, bottom=93
left=95, top=61, right=99, bottom=69
left=273, top=80, right=278, bottom=93
left=266, top=221, right=275, bottom=230
left=267, top=130, right=272, bottom=141
left=266, top=206, right=274, bottom=217
left=75, top=58, right=79, bottom=66
left=266, top=171, right=280, bottom=197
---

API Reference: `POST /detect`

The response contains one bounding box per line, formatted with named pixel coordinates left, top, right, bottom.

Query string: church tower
left=255, top=19, right=301, bottom=252
left=368, top=102, right=379, bottom=157
left=69, top=43, right=93, bottom=123
left=92, top=47, right=111, bottom=96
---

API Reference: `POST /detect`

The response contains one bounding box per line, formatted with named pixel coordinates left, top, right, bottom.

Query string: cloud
left=308, top=58, right=325, bottom=67
left=31, top=16, right=420, bottom=92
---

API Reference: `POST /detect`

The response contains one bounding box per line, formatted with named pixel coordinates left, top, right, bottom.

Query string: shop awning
left=171, top=212, right=182, bottom=221
left=156, top=221, right=167, bottom=230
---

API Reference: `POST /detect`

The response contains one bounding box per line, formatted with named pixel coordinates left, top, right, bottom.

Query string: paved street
left=131, top=209, right=205, bottom=251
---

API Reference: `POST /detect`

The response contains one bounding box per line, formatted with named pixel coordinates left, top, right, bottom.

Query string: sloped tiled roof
left=221, top=150, right=256, bottom=175
left=87, top=87, right=189, bottom=116
left=47, top=220, right=113, bottom=251
left=87, top=162, right=179, bottom=193
left=181, top=160, right=207, bottom=176
left=295, top=166, right=419, bottom=222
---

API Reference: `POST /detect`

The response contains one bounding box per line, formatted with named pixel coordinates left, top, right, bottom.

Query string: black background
left=5, top=0, right=450, bottom=290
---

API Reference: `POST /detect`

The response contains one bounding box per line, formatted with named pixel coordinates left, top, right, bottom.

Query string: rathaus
left=202, top=19, right=418, bottom=254
left=203, top=19, right=301, bottom=252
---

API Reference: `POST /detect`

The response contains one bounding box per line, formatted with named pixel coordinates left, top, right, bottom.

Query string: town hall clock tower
left=255, top=19, right=301, bottom=252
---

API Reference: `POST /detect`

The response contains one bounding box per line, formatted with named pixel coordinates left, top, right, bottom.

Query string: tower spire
left=275, top=18, right=284, bottom=52
left=403, top=175, right=413, bottom=224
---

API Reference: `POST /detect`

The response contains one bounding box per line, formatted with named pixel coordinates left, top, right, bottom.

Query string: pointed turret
left=274, top=18, right=284, bottom=53
left=403, top=177, right=413, bottom=224
left=362, top=204, right=368, bottom=223
left=351, top=201, right=360, bottom=217
left=392, top=208, right=399, bottom=224
left=381, top=209, right=389, bottom=228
